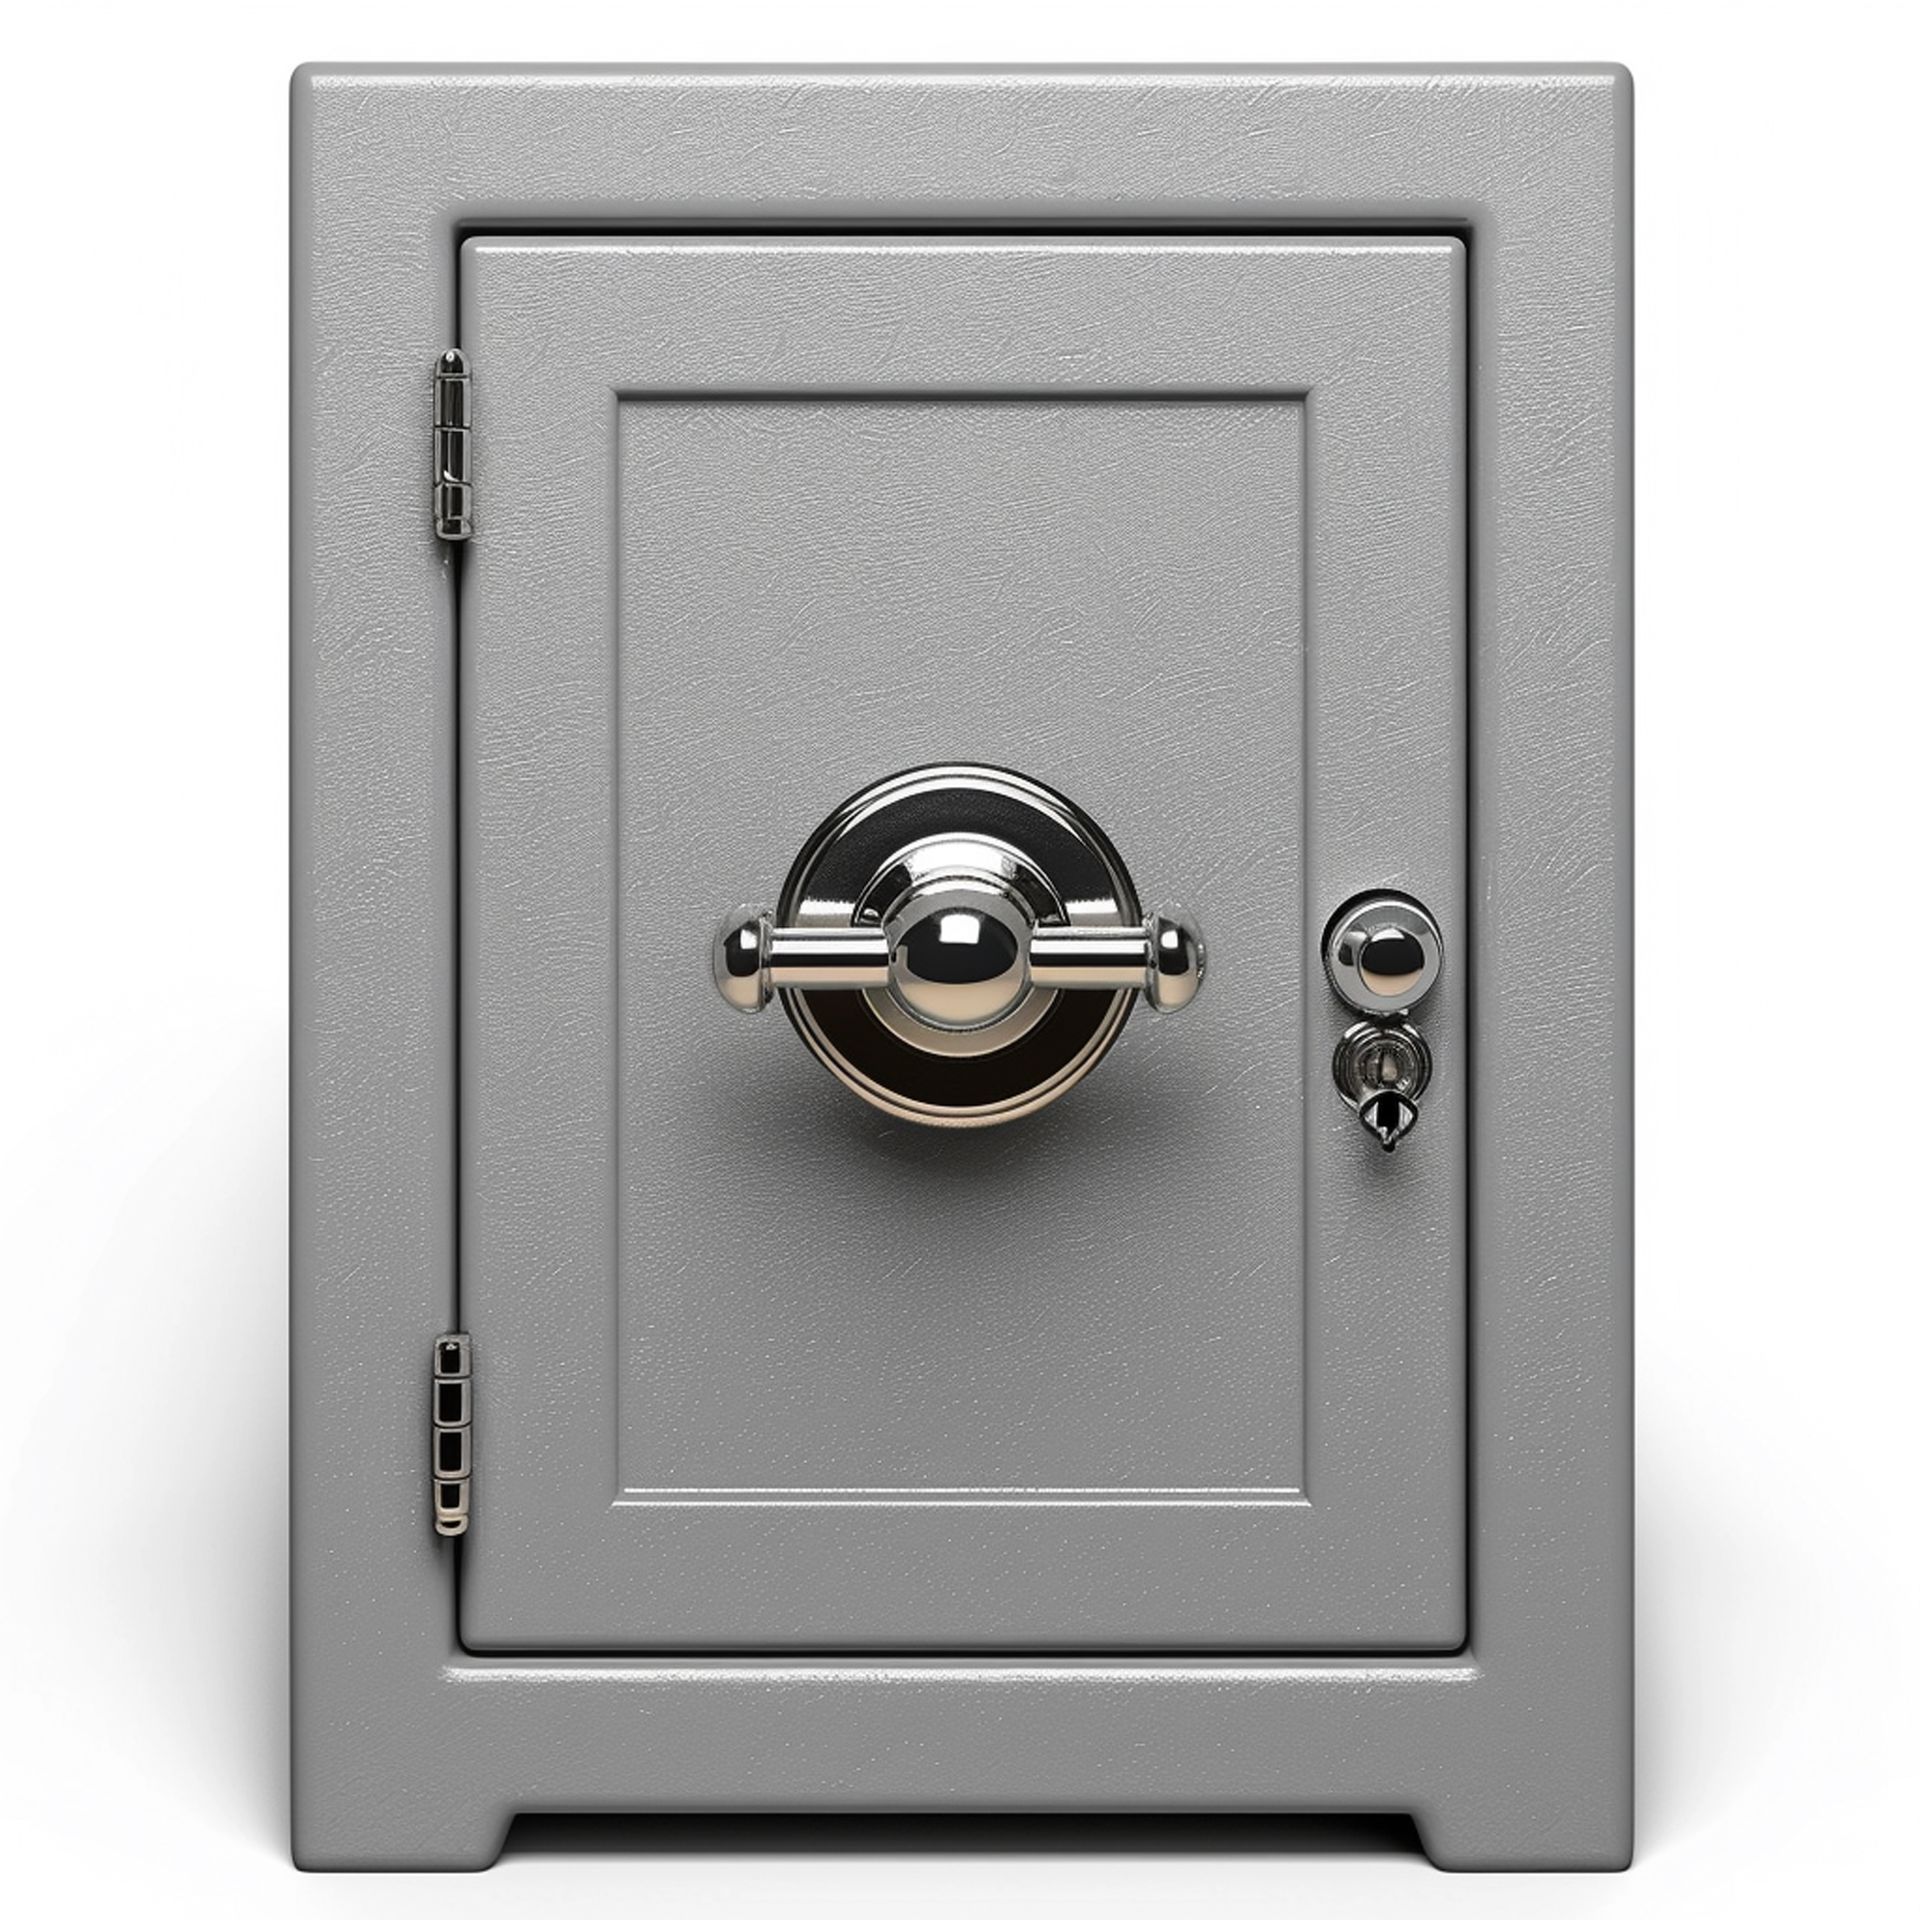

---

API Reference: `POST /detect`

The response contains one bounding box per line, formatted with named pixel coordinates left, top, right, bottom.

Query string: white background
left=2, top=3, right=1914, bottom=1914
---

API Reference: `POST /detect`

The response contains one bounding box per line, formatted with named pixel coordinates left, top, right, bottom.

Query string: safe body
left=292, top=65, right=1631, bottom=1870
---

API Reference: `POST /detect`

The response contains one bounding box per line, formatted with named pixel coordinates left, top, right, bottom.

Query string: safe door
left=457, top=236, right=1466, bottom=1653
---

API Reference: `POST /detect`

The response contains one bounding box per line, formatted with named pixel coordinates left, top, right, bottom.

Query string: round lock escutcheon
left=1320, top=890, right=1445, bottom=1153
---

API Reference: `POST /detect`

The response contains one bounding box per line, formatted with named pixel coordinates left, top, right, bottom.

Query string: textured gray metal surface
left=459, top=236, right=1465, bottom=1652
left=293, top=65, right=1630, bottom=1869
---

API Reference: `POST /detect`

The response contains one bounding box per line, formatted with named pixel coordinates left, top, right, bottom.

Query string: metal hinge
left=430, top=1333, right=472, bottom=1536
left=431, top=349, right=473, bottom=542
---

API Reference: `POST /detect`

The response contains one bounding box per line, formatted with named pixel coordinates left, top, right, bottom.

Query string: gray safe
left=292, top=65, right=1632, bottom=1871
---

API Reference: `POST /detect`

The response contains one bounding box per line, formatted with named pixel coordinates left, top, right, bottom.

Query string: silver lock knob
left=713, top=765, right=1204, bottom=1127
left=1323, top=893, right=1443, bottom=1017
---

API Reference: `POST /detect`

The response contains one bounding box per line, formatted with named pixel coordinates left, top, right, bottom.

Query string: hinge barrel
left=432, top=349, right=473, bottom=542
left=431, top=1332, right=471, bottom=1536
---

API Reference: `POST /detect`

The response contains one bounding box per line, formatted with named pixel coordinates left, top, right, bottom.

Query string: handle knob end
left=713, top=907, right=773, bottom=1013
left=1146, top=909, right=1206, bottom=1013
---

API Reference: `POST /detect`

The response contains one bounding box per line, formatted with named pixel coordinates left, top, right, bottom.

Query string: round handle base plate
left=779, top=766, right=1144, bottom=1127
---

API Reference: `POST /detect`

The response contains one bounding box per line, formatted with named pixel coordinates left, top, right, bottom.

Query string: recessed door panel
left=459, top=238, right=1466, bottom=1650
left=620, top=395, right=1307, bottom=1499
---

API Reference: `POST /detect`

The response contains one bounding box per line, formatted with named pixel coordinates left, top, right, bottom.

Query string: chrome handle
left=716, top=908, right=1204, bottom=1016
left=709, top=764, right=1205, bottom=1127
